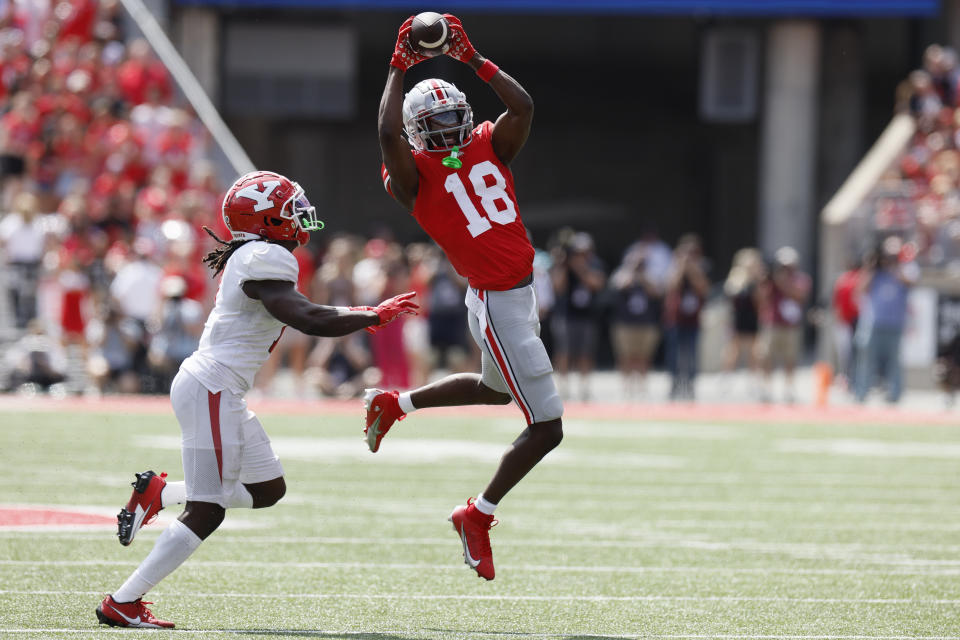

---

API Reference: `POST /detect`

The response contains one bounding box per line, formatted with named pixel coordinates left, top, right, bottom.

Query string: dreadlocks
left=202, top=226, right=255, bottom=277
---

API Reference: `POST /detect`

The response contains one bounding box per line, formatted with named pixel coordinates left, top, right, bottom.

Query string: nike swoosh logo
left=459, top=523, right=480, bottom=568
left=131, top=504, right=148, bottom=532
left=107, top=603, right=141, bottom=626
left=366, top=415, right=382, bottom=451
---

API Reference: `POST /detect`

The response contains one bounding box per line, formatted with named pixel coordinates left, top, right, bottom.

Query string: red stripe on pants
left=207, top=391, right=223, bottom=482
left=478, top=290, right=533, bottom=424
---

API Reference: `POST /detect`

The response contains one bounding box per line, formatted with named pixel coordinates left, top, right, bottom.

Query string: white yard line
left=3, top=559, right=960, bottom=576
left=5, top=534, right=960, bottom=563
left=8, top=517, right=960, bottom=534
left=2, top=589, right=960, bottom=605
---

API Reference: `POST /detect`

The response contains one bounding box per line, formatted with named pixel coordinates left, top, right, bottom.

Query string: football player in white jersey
left=96, top=171, right=419, bottom=629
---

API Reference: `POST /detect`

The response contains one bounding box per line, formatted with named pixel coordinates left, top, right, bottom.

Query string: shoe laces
left=387, top=391, right=407, bottom=419
left=465, top=498, right=498, bottom=531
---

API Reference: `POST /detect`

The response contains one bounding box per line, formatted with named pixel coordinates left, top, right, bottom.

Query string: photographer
left=663, top=234, right=710, bottom=401
left=756, top=246, right=811, bottom=404
left=550, top=232, right=607, bottom=401
left=853, top=237, right=919, bottom=404
left=610, top=244, right=663, bottom=399
left=147, top=276, right=204, bottom=391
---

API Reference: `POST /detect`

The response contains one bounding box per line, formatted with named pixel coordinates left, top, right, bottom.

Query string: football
left=408, top=11, right=451, bottom=57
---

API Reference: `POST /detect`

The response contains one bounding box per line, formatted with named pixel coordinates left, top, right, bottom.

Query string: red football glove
left=443, top=14, right=477, bottom=63
left=390, top=16, right=429, bottom=71
left=364, top=291, right=419, bottom=334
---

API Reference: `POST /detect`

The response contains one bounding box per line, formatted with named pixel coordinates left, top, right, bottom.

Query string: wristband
left=476, top=60, right=499, bottom=82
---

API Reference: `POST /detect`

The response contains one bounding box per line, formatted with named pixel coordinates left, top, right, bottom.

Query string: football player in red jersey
left=371, top=14, right=563, bottom=581
left=95, top=171, right=418, bottom=628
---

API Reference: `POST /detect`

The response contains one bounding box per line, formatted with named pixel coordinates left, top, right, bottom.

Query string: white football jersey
left=181, top=241, right=299, bottom=394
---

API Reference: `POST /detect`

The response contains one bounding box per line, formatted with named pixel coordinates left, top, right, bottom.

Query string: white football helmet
left=402, top=78, right=474, bottom=152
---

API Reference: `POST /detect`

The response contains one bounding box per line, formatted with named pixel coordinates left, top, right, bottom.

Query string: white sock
left=112, top=520, right=202, bottom=603
left=224, top=483, right=254, bottom=509
left=475, top=494, right=497, bottom=515
left=160, top=481, right=186, bottom=508
left=398, top=392, right=417, bottom=414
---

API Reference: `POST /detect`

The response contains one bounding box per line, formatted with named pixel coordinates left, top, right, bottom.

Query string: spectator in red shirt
left=832, top=257, right=862, bottom=389
left=116, top=38, right=170, bottom=106
left=155, top=109, right=194, bottom=190
left=55, top=0, right=98, bottom=44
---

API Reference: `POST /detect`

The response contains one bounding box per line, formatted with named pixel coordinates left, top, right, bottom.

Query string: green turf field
left=1, top=406, right=959, bottom=639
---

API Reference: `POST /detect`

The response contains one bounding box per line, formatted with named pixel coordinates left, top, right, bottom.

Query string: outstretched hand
left=443, top=14, right=477, bottom=63
left=366, top=291, right=419, bottom=334
left=390, top=16, right=429, bottom=71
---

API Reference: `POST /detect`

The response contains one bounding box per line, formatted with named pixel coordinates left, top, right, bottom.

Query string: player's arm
left=444, top=15, right=533, bottom=165
left=378, top=18, right=423, bottom=212
left=243, top=280, right=418, bottom=337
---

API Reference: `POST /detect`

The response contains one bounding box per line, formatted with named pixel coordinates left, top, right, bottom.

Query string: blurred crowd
left=829, top=236, right=923, bottom=406
left=0, top=0, right=222, bottom=393
left=880, top=43, right=960, bottom=270
left=2, top=3, right=957, bottom=404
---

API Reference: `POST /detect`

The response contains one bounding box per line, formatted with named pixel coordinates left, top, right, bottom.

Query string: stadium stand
left=0, top=0, right=222, bottom=393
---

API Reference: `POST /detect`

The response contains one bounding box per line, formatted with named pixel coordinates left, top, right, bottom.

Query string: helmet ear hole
left=268, top=217, right=284, bottom=226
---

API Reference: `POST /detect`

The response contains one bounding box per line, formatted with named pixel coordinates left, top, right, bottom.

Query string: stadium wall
left=168, top=9, right=946, bottom=277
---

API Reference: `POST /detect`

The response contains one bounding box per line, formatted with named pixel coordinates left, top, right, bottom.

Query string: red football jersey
left=383, top=121, right=534, bottom=291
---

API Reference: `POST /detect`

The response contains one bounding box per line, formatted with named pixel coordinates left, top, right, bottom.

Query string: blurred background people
left=831, top=256, right=863, bottom=391
left=757, top=246, right=811, bottom=404
left=302, top=235, right=374, bottom=398
left=663, top=234, right=709, bottom=401
left=722, top=247, right=764, bottom=396
left=854, top=237, right=920, bottom=404
left=935, top=329, right=960, bottom=407
left=3, top=319, right=67, bottom=394
left=425, top=248, right=474, bottom=375
left=1, top=192, right=46, bottom=328
left=609, top=241, right=663, bottom=400
left=305, top=332, right=373, bottom=399
left=147, top=275, right=202, bottom=390
left=550, top=231, right=607, bottom=401
left=86, top=302, right=145, bottom=394
left=364, top=242, right=412, bottom=391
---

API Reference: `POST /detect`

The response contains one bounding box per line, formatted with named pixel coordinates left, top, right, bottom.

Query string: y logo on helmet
left=236, top=180, right=281, bottom=212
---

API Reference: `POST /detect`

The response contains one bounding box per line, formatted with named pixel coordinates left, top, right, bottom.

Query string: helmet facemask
left=285, top=184, right=324, bottom=233
left=414, top=104, right=473, bottom=151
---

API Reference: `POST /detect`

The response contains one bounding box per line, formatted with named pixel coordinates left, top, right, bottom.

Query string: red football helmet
left=221, top=171, right=324, bottom=246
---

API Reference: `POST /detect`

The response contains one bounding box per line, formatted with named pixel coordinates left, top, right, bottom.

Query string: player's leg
left=449, top=286, right=563, bottom=581
left=410, top=372, right=513, bottom=406
left=479, top=416, right=563, bottom=504
left=98, top=373, right=284, bottom=627
left=364, top=372, right=512, bottom=452
left=98, top=370, right=211, bottom=628
left=363, top=291, right=513, bottom=452
left=237, top=406, right=287, bottom=507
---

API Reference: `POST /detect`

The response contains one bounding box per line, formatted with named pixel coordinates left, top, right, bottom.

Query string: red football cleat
left=448, top=498, right=497, bottom=580
left=96, top=595, right=175, bottom=628
left=363, top=388, right=406, bottom=453
left=117, top=470, right=167, bottom=546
